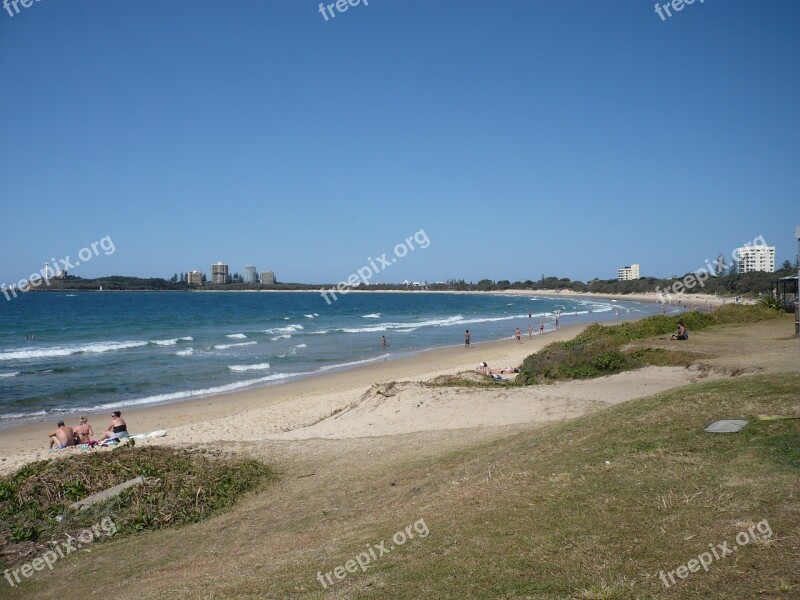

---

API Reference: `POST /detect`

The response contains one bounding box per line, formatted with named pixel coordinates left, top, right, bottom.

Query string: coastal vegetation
left=516, top=304, right=783, bottom=384
left=0, top=444, right=275, bottom=569
left=23, top=261, right=797, bottom=297
left=433, top=261, right=797, bottom=297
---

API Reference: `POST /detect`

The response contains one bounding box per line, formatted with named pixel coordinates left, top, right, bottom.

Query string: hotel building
left=734, top=245, right=775, bottom=273
left=186, top=270, right=203, bottom=285
left=211, top=262, right=229, bottom=284
left=243, top=265, right=258, bottom=284
left=260, top=270, right=275, bottom=285
left=617, top=264, right=640, bottom=281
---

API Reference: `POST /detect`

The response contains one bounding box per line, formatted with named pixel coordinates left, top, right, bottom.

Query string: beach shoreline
left=0, top=323, right=594, bottom=468
left=0, top=292, right=665, bottom=433
left=0, top=292, right=692, bottom=470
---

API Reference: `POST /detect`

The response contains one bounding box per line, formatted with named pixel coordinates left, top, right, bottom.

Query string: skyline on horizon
left=1, top=1, right=798, bottom=287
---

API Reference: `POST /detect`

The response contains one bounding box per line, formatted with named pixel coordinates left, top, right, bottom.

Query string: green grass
left=517, top=304, right=781, bottom=384
left=272, top=372, right=800, bottom=599
left=0, top=444, right=275, bottom=569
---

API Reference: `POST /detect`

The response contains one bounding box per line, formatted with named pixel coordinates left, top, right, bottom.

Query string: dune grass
left=0, top=444, right=275, bottom=569
left=517, top=304, right=781, bottom=384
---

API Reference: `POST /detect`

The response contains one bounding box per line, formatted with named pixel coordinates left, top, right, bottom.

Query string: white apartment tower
left=617, top=264, right=640, bottom=281
left=243, top=265, right=258, bottom=284
left=734, top=245, right=775, bottom=273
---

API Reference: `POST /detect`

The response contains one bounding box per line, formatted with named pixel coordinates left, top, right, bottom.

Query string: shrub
left=0, top=446, right=275, bottom=568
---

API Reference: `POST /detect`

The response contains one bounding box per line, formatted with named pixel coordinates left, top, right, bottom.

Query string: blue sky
left=1, top=0, right=798, bottom=285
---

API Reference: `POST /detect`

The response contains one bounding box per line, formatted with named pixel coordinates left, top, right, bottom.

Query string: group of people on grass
left=48, top=411, right=128, bottom=449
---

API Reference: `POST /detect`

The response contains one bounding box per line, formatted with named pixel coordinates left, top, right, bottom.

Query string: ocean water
left=0, top=291, right=668, bottom=428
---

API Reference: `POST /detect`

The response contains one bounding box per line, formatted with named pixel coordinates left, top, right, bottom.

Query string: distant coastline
left=14, top=266, right=792, bottom=301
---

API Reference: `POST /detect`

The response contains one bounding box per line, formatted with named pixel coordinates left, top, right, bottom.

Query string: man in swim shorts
left=48, top=421, right=75, bottom=449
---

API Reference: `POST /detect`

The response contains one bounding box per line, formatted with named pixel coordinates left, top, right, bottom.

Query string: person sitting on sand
left=73, top=415, right=94, bottom=444
left=49, top=421, right=75, bottom=449
left=101, top=411, right=129, bottom=441
left=671, top=321, right=688, bottom=341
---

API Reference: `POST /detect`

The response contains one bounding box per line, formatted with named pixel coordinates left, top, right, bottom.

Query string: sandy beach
left=0, top=288, right=722, bottom=478
left=0, top=309, right=709, bottom=477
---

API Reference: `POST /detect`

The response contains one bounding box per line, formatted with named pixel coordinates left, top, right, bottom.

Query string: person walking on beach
left=465, top=330, right=471, bottom=349
left=528, top=324, right=533, bottom=339
left=539, top=322, right=544, bottom=335
left=514, top=327, right=522, bottom=343
left=74, top=416, right=94, bottom=444
left=381, top=335, right=387, bottom=348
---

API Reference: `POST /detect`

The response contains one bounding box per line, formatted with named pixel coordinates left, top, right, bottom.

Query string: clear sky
left=1, top=0, right=798, bottom=286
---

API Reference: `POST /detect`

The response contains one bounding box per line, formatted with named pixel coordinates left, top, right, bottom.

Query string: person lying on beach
left=101, top=411, right=129, bottom=441
left=476, top=363, right=518, bottom=375
left=73, top=415, right=94, bottom=444
left=49, top=421, right=75, bottom=449
left=670, top=321, right=688, bottom=341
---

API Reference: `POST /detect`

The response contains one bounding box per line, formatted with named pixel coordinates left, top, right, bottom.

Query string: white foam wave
left=316, top=354, right=391, bottom=373
left=179, top=336, right=193, bottom=341
left=271, top=334, right=292, bottom=341
left=226, top=333, right=248, bottom=339
left=304, top=314, right=315, bottom=318
left=174, top=348, right=194, bottom=356
left=295, top=343, right=307, bottom=349
left=458, top=313, right=545, bottom=326
left=362, top=313, right=381, bottom=319
left=0, top=371, right=20, bottom=378
left=341, top=315, right=464, bottom=334
left=228, top=362, right=271, bottom=372
left=0, top=410, right=48, bottom=420
left=89, top=373, right=303, bottom=411
left=0, top=341, right=148, bottom=361
left=214, top=341, right=258, bottom=350
left=308, top=330, right=329, bottom=335
left=151, top=338, right=178, bottom=346
left=261, top=324, right=304, bottom=334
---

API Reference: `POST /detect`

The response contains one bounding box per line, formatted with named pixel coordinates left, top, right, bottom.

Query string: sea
left=0, top=291, right=671, bottom=429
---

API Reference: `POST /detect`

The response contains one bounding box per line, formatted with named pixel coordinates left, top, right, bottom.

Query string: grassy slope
left=264, top=373, right=799, bottom=599
left=4, top=322, right=798, bottom=600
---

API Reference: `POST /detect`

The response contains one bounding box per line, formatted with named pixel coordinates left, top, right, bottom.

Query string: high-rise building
left=186, top=270, right=203, bottom=285
left=617, top=264, right=640, bottom=281
left=211, top=262, right=229, bottom=284
left=734, top=245, right=775, bottom=273
left=243, top=265, right=258, bottom=284
left=260, top=270, right=275, bottom=285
